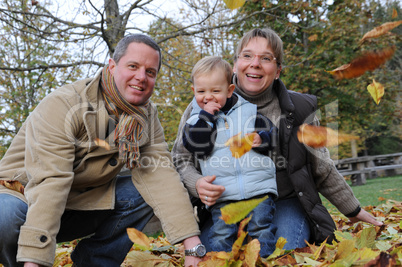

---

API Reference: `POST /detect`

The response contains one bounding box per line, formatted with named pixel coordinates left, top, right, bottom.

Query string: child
left=182, top=56, right=278, bottom=257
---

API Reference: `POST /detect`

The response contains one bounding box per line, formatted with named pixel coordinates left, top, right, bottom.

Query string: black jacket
left=274, top=79, right=336, bottom=244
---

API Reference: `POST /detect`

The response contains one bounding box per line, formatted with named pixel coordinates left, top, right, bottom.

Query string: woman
left=172, top=28, right=382, bottom=250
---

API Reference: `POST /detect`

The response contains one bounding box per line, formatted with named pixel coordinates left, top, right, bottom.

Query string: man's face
left=109, top=42, right=160, bottom=106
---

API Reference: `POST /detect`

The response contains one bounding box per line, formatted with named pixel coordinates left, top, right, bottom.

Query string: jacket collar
left=82, top=68, right=110, bottom=151
left=273, top=79, right=295, bottom=114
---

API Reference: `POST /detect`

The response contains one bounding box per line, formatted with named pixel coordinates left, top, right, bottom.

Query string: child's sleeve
left=182, top=110, right=217, bottom=158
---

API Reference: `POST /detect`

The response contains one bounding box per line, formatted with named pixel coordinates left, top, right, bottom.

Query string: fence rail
left=334, top=152, right=402, bottom=185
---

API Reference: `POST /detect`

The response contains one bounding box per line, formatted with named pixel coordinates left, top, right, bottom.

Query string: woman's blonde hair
left=191, top=56, right=233, bottom=84
left=235, top=28, right=283, bottom=66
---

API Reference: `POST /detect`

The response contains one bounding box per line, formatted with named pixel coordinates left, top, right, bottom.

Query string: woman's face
left=234, top=37, right=281, bottom=96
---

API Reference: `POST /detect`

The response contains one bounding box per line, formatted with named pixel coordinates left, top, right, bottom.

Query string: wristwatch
left=184, top=243, right=206, bottom=257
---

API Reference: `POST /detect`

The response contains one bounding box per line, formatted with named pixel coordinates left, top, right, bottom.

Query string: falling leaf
left=359, top=20, right=402, bottom=44
left=126, top=228, right=152, bottom=250
left=223, top=0, right=246, bottom=10
left=297, top=124, right=359, bottom=148
left=220, top=195, right=268, bottom=224
left=94, top=138, right=111, bottom=150
left=367, top=79, right=384, bottom=105
left=327, top=46, right=396, bottom=79
left=392, top=9, right=398, bottom=19
left=0, top=180, right=25, bottom=194
left=378, top=197, right=386, bottom=201
left=225, top=132, right=256, bottom=158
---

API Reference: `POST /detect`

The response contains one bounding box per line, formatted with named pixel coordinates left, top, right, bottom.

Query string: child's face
left=192, top=69, right=235, bottom=111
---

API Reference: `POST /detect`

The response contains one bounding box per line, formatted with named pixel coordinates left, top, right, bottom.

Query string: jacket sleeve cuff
left=345, top=205, right=361, bottom=218
left=17, top=225, right=55, bottom=267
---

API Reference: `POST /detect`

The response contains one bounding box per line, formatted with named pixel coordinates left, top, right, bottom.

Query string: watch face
left=196, top=244, right=206, bottom=256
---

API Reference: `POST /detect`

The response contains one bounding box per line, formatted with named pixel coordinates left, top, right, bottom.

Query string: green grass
left=321, top=175, right=402, bottom=213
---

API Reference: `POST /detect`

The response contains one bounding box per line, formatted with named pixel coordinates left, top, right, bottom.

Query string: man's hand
left=349, top=208, right=383, bottom=226
left=183, top=236, right=204, bottom=267
left=196, top=175, right=225, bottom=206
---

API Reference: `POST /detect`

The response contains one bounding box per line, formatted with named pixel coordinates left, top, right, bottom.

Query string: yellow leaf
left=244, top=239, right=260, bottom=265
left=327, top=46, right=396, bottom=79
left=367, top=79, right=384, bottom=105
left=356, top=227, right=376, bottom=249
left=354, top=247, right=380, bottom=265
left=125, top=250, right=169, bottom=267
left=126, top=228, right=152, bottom=250
left=220, top=195, right=268, bottom=224
left=223, top=0, right=246, bottom=10
left=231, top=216, right=252, bottom=258
left=297, top=124, right=359, bottom=148
left=307, top=238, right=327, bottom=260
left=360, top=20, right=402, bottom=44
left=335, top=239, right=355, bottom=260
left=266, top=237, right=288, bottom=260
left=225, top=132, right=256, bottom=158
left=232, top=226, right=248, bottom=257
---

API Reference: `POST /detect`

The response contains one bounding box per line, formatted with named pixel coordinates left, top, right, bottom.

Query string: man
left=0, top=34, right=203, bottom=267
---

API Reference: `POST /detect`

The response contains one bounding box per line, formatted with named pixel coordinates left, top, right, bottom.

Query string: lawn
left=321, top=175, right=402, bottom=213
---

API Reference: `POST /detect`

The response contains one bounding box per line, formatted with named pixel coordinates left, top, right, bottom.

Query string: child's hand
left=252, top=133, right=262, bottom=147
left=203, top=101, right=221, bottom=115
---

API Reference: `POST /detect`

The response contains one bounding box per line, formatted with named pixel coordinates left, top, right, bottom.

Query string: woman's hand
left=196, top=175, right=225, bottom=206
left=349, top=208, right=383, bottom=226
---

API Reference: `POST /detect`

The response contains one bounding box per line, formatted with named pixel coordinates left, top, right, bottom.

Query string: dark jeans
left=208, top=195, right=277, bottom=257
left=200, top=197, right=310, bottom=253
left=0, top=176, right=154, bottom=267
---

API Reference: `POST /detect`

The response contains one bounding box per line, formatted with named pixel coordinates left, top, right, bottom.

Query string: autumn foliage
left=50, top=199, right=402, bottom=267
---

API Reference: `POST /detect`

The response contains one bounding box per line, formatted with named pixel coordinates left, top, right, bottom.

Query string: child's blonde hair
left=191, top=56, right=233, bottom=84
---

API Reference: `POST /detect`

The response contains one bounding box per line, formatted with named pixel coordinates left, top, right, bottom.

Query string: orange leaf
left=367, top=79, right=384, bottom=105
left=126, top=228, right=151, bottom=250
left=297, top=124, right=359, bottom=148
left=392, top=9, right=398, bottom=19
left=95, top=138, right=111, bottom=150
left=360, top=20, right=402, bottom=44
left=327, top=46, right=396, bottom=79
left=225, top=132, right=256, bottom=158
left=244, top=239, right=260, bottom=265
left=0, top=180, right=25, bottom=194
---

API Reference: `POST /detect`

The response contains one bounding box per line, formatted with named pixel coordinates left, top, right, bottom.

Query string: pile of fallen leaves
left=51, top=199, right=402, bottom=267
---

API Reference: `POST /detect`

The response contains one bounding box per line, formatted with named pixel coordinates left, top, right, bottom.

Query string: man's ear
left=227, top=84, right=235, bottom=98
left=109, top=58, right=116, bottom=74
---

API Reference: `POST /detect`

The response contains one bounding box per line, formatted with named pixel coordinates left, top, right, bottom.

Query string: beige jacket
left=0, top=70, right=199, bottom=266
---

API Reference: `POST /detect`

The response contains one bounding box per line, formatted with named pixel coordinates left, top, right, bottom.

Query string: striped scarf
left=100, top=65, right=148, bottom=169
